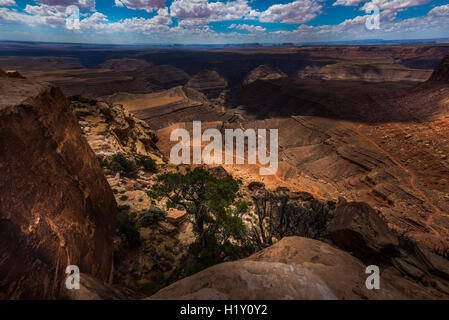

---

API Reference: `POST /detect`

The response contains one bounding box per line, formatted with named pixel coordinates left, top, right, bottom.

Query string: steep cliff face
left=0, top=73, right=117, bottom=299
left=429, top=54, right=449, bottom=82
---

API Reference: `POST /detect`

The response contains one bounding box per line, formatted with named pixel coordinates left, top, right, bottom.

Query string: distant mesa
left=243, top=64, right=286, bottom=85
left=185, top=69, right=227, bottom=99
left=297, top=62, right=432, bottom=82
left=101, top=58, right=153, bottom=71
left=429, top=54, right=449, bottom=82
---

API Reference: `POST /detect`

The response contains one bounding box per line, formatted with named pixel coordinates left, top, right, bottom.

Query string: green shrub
left=97, top=156, right=108, bottom=168
left=184, top=235, right=241, bottom=276
left=117, top=211, right=141, bottom=249
left=138, top=206, right=166, bottom=227
left=118, top=204, right=130, bottom=212
left=109, top=153, right=138, bottom=177
left=137, top=157, right=157, bottom=173
left=119, top=195, right=129, bottom=201
left=139, top=271, right=165, bottom=296
left=161, top=251, right=175, bottom=264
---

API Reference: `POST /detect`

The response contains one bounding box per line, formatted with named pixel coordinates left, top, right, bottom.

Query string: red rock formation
left=0, top=74, right=117, bottom=299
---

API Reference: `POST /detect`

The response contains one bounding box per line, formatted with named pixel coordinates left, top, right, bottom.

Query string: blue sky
left=0, top=0, right=448, bottom=44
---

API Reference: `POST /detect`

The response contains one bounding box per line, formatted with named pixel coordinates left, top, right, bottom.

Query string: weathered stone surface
left=151, top=260, right=338, bottom=300
left=71, top=97, right=162, bottom=160
left=328, top=201, right=399, bottom=259
left=0, top=77, right=117, bottom=299
left=63, top=274, right=142, bottom=300
left=166, top=208, right=188, bottom=226
left=248, top=181, right=265, bottom=191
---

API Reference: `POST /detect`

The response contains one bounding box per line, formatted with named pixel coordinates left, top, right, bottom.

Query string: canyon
left=1, top=42, right=449, bottom=300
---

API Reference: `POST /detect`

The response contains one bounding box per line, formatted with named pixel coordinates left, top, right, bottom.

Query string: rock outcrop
left=328, top=200, right=399, bottom=259
left=0, top=76, right=117, bottom=299
left=5, top=70, right=26, bottom=79
left=151, top=236, right=448, bottom=300
left=429, top=54, right=449, bottom=82
left=0, top=68, right=25, bottom=79
left=243, top=65, right=286, bottom=85
left=185, top=70, right=227, bottom=99
left=70, top=96, right=162, bottom=160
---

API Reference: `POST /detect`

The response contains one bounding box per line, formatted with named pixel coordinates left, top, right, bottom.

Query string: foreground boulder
left=0, top=76, right=117, bottom=299
left=151, top=237, right=446, bottom=300
left=152, top=260, right=338, bottom=300
left=327, top=200, right=399, bottom=259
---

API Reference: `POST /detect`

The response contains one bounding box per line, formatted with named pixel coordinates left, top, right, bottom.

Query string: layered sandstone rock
left=0, top=76, right=117, bottom=299
left=185, top=70, right=227, bottom=99
left=243, top=65, right=286, bottom=85
left=166, top=209, right=188, bottom=226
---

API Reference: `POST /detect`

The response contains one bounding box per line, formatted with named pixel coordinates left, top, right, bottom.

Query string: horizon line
left=1, top=37, right=449, bottom=47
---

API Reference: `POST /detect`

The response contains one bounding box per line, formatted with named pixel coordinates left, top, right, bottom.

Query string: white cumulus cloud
left=113, top=0, right=166, bottom=12
left=0, top=0, right=16, bottom=6
left=259, top=0, right=323, bottom=24
left=228, top=23, right=266, bottom=32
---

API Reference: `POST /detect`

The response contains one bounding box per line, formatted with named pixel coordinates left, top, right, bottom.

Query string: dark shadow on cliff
left=224, top=77, right=449, bottom=124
